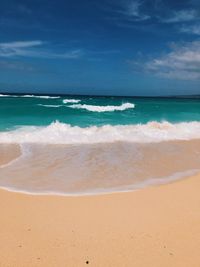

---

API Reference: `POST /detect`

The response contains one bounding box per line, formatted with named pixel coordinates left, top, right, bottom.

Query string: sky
left=0, top=0, right=200, bottom=96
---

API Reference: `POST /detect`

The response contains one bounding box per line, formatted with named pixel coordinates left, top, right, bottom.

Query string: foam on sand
left=0, top=144, right=22, bottom=168
left=0, top=140, right=200, bottom=195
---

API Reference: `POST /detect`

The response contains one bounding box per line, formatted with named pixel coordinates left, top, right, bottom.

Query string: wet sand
left=0, top=174, right=200, bottom=267
left=0, top=144, right=21, bottom=167
left=1, top=140, right=200, bottom=194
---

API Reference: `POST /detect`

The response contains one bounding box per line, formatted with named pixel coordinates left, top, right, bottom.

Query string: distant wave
left=0, top=121, right=200, bottom=144
left=0, top=94, right=9, bottom=97
left=37, top=104, right=62, bottom=108
left=69, top=102, right=135, bottom=112
left=0, top=94, right=60, bottom=99
left=63, top=99, right=81, bottom=103
left=21, top=95, right=60, bottom=99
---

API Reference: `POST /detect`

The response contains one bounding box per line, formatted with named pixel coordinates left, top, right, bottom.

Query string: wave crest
left=0, top=94, right=60, bottom=99
left=63, top=99, right=81, bottom=103
left=0, top=94, right=9, bottom=97
left=69, top=102, right=135, bottom=112
left=0, top=121, right=200, bottom=144
left=24, top=95, right=60, bottom=99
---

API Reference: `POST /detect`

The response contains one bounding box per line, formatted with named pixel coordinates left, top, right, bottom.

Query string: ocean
left=0, top=94, right=200, bottom=195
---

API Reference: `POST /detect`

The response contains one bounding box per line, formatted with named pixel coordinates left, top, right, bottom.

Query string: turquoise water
left=0, top=94, right=200, bottom=195
left=0, top=94, right=200, bottom=131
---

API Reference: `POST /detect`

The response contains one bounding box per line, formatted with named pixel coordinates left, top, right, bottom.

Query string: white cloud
left=0, top=41, right=43, bottom=57
left=0, top=40, right=83, bottom=59
left=180, top=24, right=200, bottom=35
left=0, top=41, right=43, bottom=49
left=132, top=41, right=200, bottom=80
left=127, top=1, right=140, bottom=16
left=126, top=1, right=149, bottom=20
left=161, top=9, right=198, bottom=23
left=116, top=0, right=150, bottom=21
left=109, top=1, right=200, bottom=32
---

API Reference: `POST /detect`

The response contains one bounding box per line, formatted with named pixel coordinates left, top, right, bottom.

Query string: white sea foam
left=0, top=121, right=200, bottom=144
left=0, top=94, right=9, bottom=97
left=22, top=95, right=60, bottom=99
left=37, top=104, right=63, bottom=108
left=69, top=102, right=135, bottom=112
left=63, top=99, right=81, bottom=103
left=0, top=144, right=31, bottom=169
left=0, top=94, right=60, bottom=99
left=0, top=94, right=19, bottom=97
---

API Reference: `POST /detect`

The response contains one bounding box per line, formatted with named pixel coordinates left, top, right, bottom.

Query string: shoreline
left=0, top=168, right=199, bottom=197
left=1, top=139, right=200, bottom=195
left=0, top=173, right=200, bottom=266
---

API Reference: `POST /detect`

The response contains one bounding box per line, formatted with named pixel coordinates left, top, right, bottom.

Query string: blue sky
left=0, top=0, right=200, bottom=96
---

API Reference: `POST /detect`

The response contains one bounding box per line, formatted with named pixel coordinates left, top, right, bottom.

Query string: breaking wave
left=63, top=99, right=81, bottom=103
left=0, top=94, right=9, bottom=97
left=0, top=121, right=200, bottom=144
left=69, top=102, right=135, bottom=112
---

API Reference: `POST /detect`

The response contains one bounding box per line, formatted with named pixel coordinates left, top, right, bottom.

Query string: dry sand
left=0, top=174, right=200, bottom=267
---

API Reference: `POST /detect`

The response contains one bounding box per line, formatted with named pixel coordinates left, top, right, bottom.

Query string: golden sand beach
left=0, top=173, right=200, bottom=267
